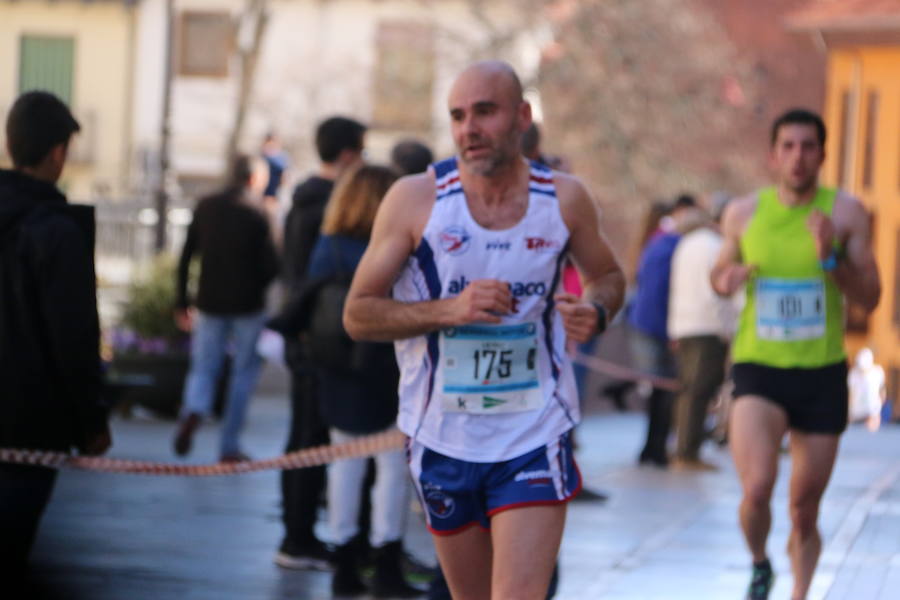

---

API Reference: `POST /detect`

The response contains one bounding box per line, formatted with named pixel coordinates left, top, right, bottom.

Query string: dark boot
left=371, top=540, right=425, bottom=598
left=331, top=541, right=366, bottom=596
left=173, top=413, right=202, bottom=456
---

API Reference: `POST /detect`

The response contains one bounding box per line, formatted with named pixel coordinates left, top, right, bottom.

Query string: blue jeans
left=182, top=310, right=267, bottom=456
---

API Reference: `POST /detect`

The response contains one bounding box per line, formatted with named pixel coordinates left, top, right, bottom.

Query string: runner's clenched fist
left=554, top=293, right=600, bottom=344
left=450, top=279, right=511, bottom=325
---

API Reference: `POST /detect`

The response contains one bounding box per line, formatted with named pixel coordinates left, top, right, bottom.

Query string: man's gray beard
left=461, top=147, right=517, bottom=176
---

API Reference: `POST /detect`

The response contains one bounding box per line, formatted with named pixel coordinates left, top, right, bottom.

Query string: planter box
left=108, top=353, right=230, bottom=420
left=108, top=353, right=189, bottom=419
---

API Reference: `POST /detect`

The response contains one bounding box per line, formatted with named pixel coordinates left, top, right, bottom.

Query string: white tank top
left=392, top=157, right=580, bottom=462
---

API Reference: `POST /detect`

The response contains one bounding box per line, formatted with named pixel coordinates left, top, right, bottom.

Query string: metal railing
left=93, top=200, right=190, bottom=286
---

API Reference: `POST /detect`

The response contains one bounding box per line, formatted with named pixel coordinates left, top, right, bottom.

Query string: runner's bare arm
left=343, top=176, right=511, bottom=342
left=554, top=174, right=625, bottom=342
left=830, top=196, right=880, bottom=311
left=711, top=195, right=755, bottom=296
left=557, top=174, right=624, bottom=317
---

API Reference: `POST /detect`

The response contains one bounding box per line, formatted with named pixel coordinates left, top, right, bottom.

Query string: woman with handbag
left=304, top=164, right=422, bottom=597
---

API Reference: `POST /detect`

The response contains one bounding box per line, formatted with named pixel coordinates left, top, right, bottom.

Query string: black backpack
left=270, top=238, right=394, bottom=376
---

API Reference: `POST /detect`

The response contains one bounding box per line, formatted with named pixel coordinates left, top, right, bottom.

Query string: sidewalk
left=26, top=393, right=900, bottom=599
left=560, top=414, right=900, bottom=599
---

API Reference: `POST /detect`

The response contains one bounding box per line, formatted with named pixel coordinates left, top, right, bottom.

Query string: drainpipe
left=122, top=0, right=137, bottom=196
left=846, top=52, right=863, bottom=196
left=155, top=0, right=175, bottom=252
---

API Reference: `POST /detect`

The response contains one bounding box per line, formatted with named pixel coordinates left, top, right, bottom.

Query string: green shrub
left=119, top=254, right=184, bottom=342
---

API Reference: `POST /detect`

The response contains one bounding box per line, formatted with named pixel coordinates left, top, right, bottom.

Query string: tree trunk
left=223, top=0, right=269, bottom=173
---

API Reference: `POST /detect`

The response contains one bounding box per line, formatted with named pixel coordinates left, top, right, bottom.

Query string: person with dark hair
left=769, top=108, right=826, bottom=148
left=672, top=193, right=697, bottom=212
left=521, top=122, right=541, bottom=161
left=668, top=196, right=737, bottom=471
left=391, top=139, right=434, bottom=176
left=0, top=91, right=110, bottom=581
left=261, top=132, right=288, bottom=203
left=521, top=122, right=571, bottom=172
left=315, top=116, right=367, bottom=167
left=344, top=60, right=625, bottom=600
left=260, top=133, right=289, bottom=247
left=274, top=115, right=366, bottom=570
left=172, top=154, right=279, bottom=463
left=628, top=215, right=680, bottom=469
left=628, top=193, right=702, bottom=468
left=303, top=165, right=422, bottom=597
left=283, top=117, right=366, bottom=292
left=711, top=108, right=880, bottom=600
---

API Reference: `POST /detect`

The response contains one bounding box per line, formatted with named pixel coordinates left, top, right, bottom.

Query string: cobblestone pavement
left=23, top=391, right=900, bottom=600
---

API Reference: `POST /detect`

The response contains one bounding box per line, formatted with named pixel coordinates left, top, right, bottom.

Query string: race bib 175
left=439, top=322, right=544, bottom=414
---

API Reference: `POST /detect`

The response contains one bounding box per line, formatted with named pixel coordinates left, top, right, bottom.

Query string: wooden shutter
left=18, top=35, right=76, bottom=105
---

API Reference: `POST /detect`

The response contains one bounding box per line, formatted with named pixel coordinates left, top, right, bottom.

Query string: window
left=894, top=228, right=900, bottom=328
left=372, top=22, right=434, bottom=131
left=18, top=35, right=75, bottom=105
left=837, top=90, right=852, bottom=188
left=848, top=210, right=876, bottom=333
left=178, top=11, right=233, bottom=77
left=862, top=90, right=879, bottom=189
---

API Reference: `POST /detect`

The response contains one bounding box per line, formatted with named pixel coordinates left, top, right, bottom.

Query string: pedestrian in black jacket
left=0, top=91, right=111, bottom=580
left=275, top=116, right=367, bottom=570
left=172, top=155, right=279, bottom=462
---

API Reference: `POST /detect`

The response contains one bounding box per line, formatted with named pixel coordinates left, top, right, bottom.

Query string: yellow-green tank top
left=733, top=186, right=845, bottom=368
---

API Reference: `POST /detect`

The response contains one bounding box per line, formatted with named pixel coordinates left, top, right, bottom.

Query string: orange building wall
left=822, top=47, right=900, bottom=409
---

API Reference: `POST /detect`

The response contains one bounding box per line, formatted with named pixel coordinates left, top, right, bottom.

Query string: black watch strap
left=591, top=302, right=608, bottom=336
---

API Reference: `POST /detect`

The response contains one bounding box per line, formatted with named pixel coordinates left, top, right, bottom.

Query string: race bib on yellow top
left=439, top=323, right=543, bottom=414
left=755, top=278, right=825, bottom=341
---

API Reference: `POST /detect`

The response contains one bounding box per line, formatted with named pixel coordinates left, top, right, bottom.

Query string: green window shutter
left=18, top=36, right=75, bottom=105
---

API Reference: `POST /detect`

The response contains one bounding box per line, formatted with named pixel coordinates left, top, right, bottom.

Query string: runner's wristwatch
left=591, top=302, right=608, bottom=336
left=820, top=242, right=846, bottom=272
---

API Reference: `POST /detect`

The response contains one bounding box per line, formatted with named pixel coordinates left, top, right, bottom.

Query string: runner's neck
left=458, top=157, right=529, bottom=207
left=775, top=181, right=819, bottom=207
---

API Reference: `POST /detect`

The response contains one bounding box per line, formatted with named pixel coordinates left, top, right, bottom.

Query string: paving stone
left=21, top=395, right=900, bottom=599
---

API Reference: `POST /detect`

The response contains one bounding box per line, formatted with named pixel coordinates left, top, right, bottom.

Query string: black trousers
left=0, top=463, right=57, bottom=576
left=630, top=329, right=677, bottom=463
left=280, top=341, right=330, bottom=546
left=673, top=336, right=728, bottom=461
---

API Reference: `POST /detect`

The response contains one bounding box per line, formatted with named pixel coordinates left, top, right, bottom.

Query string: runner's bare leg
left=490, top=504, right=566, bottom=599
left=786, top=431, right=839, bottom=600
left=730, top=397, right=789, bottom=562
left=433, top=525, right=493, bottom=600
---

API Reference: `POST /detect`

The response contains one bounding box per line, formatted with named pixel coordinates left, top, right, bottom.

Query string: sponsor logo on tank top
left=486, top=240, right=511, bottom=251
left=525, top=236, right=562, bottom=253
left=439, top=226, right=471, bottom=255
left=446, top=277, right=546, bottom=297
left=446, top=275, right=471, bottom=295
left=447, top=276, right=546, bottom=313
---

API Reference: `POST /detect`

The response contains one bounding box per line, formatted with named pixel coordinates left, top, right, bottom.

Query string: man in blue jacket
left=628, top=195, right=695, bottom=467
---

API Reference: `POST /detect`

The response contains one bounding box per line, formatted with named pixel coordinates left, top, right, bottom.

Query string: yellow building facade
left=789, top=2, right=900, bottom=413
left=0, top=0, right=137, bottom=200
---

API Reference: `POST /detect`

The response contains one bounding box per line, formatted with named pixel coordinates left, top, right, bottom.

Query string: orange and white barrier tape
left=0, top=354, right=677, bottom=475
left=572, top=352, right=681, bottom=392
left=0, top=428, right=406, bottom=477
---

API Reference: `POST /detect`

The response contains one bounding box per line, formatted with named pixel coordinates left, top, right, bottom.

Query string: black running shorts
left=732, top=361, right=848, bottom=434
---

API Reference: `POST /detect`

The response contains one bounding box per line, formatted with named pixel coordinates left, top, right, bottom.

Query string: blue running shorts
left=408, top=430, right=581, bottom=536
